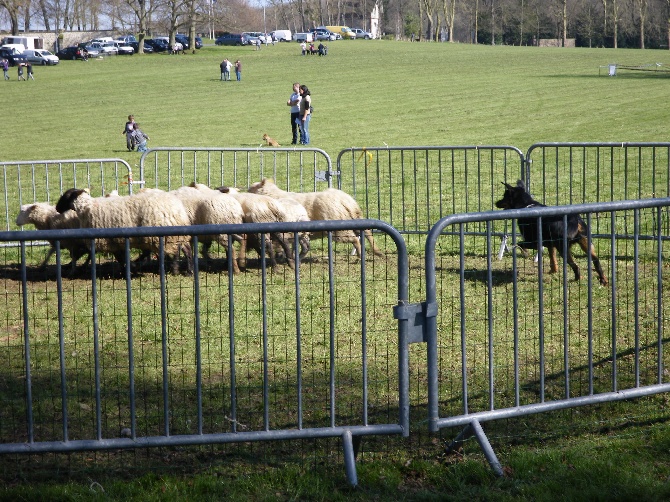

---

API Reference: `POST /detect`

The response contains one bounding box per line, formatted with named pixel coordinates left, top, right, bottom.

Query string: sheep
left=247, top=178, right=383, bottom=257
left=55, top=188, right=193, bottom=275
left=15, top=202, right=91, bottom=275
left=215, top=186, right=295, bottom=270
left=169, top=184, right=244, bottom=274
left=270, top=197, right=311, bottom=260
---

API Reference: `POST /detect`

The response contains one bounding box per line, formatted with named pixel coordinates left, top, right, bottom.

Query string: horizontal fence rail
left=0, top=159, right=133, bottom=232
left=0, top=219, right=407, bottom=487
left=423, top=197, right=670, bottom=474
left=139, top=147, right=336, bottom=192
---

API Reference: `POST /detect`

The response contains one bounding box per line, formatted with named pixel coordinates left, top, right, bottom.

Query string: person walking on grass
left=131, top=123, right=150, bottom=152
left=17, top=62, right=26, bottom=81
left=26, top=62, right=34, bottom=80
left=235, top=59, right=242, bottom=81
left=122, top=115, right=136, bottom=151
left=1, top=59, right=9, bottom=80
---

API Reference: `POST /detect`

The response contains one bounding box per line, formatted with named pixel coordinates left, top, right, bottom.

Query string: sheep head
left=56, top=188, right=88, bottom=214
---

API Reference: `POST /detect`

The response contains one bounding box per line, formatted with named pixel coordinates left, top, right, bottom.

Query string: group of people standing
left=220, top=58, right=242, bottom=81
left=2, top=59, right=34, bottom=81
left=287, top=82, right=312, bottom=145
left=122, top=115, right=150, bottom=152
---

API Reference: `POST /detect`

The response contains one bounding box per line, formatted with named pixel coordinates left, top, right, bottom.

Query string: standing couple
left=287, top=83, right=312, bottom=145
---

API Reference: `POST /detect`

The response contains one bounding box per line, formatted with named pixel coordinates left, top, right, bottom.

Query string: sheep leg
left=237, top=234, right=248, bottom=271
left=298, top=234, right=310, bottom=259
left=273, top=232, right=295, bottom=269
left=364, top=229, right=384, bottom=257
left=38, top=246, right=56, bottom=270
left=218, top=235, right=240, bottom=275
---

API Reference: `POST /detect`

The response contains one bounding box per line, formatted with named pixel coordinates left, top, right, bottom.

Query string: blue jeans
left=137, top=141, right=148, bottom=152
left=298, top=115, right=311, bottom=144
left=236, top=70, right=241, bottom=81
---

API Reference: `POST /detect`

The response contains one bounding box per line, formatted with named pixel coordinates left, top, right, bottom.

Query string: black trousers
left=291, top=112, right=300, bottom=144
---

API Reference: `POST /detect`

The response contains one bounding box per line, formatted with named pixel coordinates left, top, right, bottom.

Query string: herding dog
left=495, top=180, right=608, bottom=286
left=262, top=133, right=280, bottom=147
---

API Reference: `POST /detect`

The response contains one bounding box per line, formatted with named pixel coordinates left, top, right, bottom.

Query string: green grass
left=4, top=40, right=670, bottom=161
left=2, top=40, right=670, bottom=500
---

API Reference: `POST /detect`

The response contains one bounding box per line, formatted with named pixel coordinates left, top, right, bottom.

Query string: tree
left=633, top=0, right=648, bottom=48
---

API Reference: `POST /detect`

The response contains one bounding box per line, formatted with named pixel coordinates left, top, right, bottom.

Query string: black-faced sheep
left=15, top=202, right=91, bottom=275
left=169, top=184, right=244, bottom=274
left=247, top=178, right=383, bottom=257
left=55, top=188, right=193, bottom=275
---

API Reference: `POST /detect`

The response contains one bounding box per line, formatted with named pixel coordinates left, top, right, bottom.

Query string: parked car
left=243, top=32, right=272, bottom=44
left=145, top=39, right=169, bottom=52
left=111, top=40, right=134, bottom=55
left=116, top=35, right=137, bottom=44
left=242, top=33, right=260, bottom=46
left=22, top=49, right=59, bottom=65
left=87, top=42, right=117, bottom=55
left=78, top=43, right=100, bottom=57
left=312, top=29, right=336, bottom=41
left=215, top=33, right=245, bottom=46
left=0, top=47, right=27, bottom=66
left=351, top=28, right=373, bottom=39
left=175, top=34, right=201, bottom=49
left=56, top=46, right=88, bottom=60
left=128, top=41, right=153, bottom=53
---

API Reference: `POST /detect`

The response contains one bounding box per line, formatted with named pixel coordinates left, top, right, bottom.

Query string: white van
left=1, top=44, right=25, bottom=53
left=271, top=30, right=292, bottom=42
left=23, top=49, right=59, bottom=65
left=293, top=32, right=313, bottom=43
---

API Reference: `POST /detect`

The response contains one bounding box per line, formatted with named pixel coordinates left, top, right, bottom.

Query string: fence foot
left=446, top=419, right=504, bottom=477
left=342, top=430, right=359, bottom=487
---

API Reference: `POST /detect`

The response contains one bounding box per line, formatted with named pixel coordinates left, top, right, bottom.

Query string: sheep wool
left=55, top=188, right=192, bottom=273
left=248, top=178, right=383, bottom=257
left=170, top=184, right=244, bottom=274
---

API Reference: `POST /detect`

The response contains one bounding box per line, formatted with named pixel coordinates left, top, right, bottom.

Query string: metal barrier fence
left=0, top=159, right=133, bottom=231
left=336, top=146, right=525, bottom=234
left=0, top=219, right=407, bottom=487
left=526, top=142, right=670, bottom=205
left=422, top=197, right=670, bottom=474
left=139, top=147, right=336, bottom=192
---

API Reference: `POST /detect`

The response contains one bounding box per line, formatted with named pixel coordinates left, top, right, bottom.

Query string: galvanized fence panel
left=336, top=146, right=526, bottom=234
left=423, top=197, right=670, bottom=473
left=139, top=147, right=335, bottom=192
left=526, top=142, right=670, bottom=204
left=0, top=219, right=407, bottom=486
left=0, top=159, right=133, bottom=231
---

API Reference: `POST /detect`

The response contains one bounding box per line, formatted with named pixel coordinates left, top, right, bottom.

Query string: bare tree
left=633, top=0, right=647, bottom=48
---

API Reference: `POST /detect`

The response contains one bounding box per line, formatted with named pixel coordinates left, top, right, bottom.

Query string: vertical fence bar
left=160, top=238, right=170, bottom=437
left=125, top=238, right=136, bottom=438
left=56, top=242, right=69, bottom=442
left=328, top=231, right=336, bottom=427
left=610, top=211, right=618, bottom=392
left=193, top=236, right=203, bottom=435
left=20, top=242, right=34, bottom=444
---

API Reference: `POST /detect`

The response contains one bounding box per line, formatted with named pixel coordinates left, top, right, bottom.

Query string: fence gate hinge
left=393, top=301, right=437, bottom=344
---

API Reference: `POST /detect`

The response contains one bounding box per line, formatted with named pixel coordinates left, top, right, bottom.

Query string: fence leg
left=342, top=430, right=359, bottom=487
left=446, top=419, right=504, bottom=477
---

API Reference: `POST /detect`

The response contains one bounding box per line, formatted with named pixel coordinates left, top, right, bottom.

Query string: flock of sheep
left=15, top=179, right=384, bottom=276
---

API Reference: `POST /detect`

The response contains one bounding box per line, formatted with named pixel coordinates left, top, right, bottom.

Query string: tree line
left=1, top=0, right=668, bottom=49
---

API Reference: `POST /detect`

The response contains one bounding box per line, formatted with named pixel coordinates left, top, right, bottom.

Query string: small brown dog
left=262, top=134, right=280, bottom=147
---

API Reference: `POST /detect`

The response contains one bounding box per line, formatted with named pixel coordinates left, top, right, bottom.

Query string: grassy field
left=2, top=40, right=670, bottom=501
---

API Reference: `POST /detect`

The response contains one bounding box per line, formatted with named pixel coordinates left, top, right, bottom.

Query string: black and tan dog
left=495, top=180, right=608, bottom=286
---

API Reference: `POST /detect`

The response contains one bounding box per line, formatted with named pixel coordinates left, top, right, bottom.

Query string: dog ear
left=516, top=180, right=526, bottom=190
left=503, top=181, right=514, bottom=190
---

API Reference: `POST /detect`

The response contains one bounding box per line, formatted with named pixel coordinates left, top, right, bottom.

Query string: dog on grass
left=495, top=180, right=608, bottom=286
left=262, top=133, right=280, bottom=147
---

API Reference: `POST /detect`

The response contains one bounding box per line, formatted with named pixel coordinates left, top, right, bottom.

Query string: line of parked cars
left=215, top=32, right=274, bottom=46
left=54, top=34, right=201, bottom=61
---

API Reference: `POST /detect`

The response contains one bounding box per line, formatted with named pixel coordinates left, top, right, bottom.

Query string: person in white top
left=287, top=82, right=301, bottom=144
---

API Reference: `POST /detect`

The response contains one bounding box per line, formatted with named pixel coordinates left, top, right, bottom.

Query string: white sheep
left=169, top=184, right=244, bottom=274
left=248, top=178, right=383, bottom=257
left=215, top=186, right=295, bottom=270
left=55, top=188, right=193, bottom=275
left=15, top=202, right=91, bottom=275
